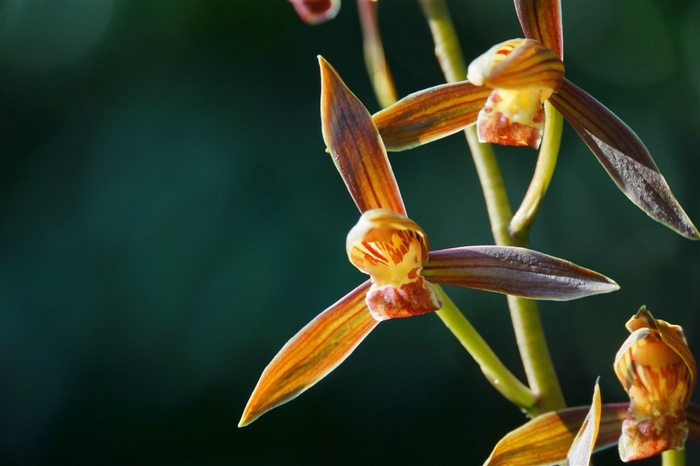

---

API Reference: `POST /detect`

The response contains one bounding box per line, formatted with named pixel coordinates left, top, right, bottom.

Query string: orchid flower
left=614, top=306, right=697, bottom=461
left=372, top=0, right=698, bottom=240
left=238, top=57, right=619, bottom=427
left=484, top=308, right=699, bottom=465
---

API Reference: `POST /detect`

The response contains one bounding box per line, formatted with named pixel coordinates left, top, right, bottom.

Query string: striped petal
left=373, top=81, right=490, bottom=151
left=423, top=245, right=619, bottom=301
left=239, top=281, right=378, bottom=427
left=485, top=402, right=628, bottom=465
left=319, top=56, right=406, bottom=215
left=514, top=0, right=563, bottom=59
left=567, top=381, right=602, bottom=465
left=290, top=0, right=340, bottom=25
left=550, top=79, right=699, bottom=239
left=467, top=39, right=563, bottom=93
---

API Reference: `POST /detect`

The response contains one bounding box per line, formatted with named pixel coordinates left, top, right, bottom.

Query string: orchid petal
left=373, top=81, right=490, bottom=151
left=290, top=0, right=340, bottom=25
left=550, top=79, right=699, bottom=239
left=423, top=246, right=619, bottom=301
left=239, top=281, right=378, bottom=427
left=484, top=403, right=628, bottom=465
left=467, top=39, right=563, bottom=94
left=319, top=56, right=406, bottom=215
left=514, top=0, right=563, bottom=59
left=566, top=380, right=602, bottom=466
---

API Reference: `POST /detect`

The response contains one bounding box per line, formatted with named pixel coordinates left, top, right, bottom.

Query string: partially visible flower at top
left=371, top=0, right=698, bottom=239
left=289, top=0, right=340, bottom=25
left=237, top=57, right=619, bottom=427
left=614, top=306, right=697, bottom=461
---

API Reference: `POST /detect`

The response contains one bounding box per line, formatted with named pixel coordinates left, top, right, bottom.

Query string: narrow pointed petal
left=550, top=79, right=699, bottom=239
left=290, top=0, right=340, bottom=25
left=239, top=281, right=378, bottom=427
left=319, top=56, right=406, bottom=215
left=423, top=246, right=619, bottom=301
left=484, top=403, right=628, bottom=465
left=567, top=381, right=602, bottom=465
left=373, top=81, right=490, bottom=151
left=514, top=0, right=563, bottom=59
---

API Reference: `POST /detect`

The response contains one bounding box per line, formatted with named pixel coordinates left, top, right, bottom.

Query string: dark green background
left=1, top=0, right=698, bottom=464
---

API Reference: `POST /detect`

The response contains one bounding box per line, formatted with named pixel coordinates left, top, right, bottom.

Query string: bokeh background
left=1, top=0, right=698, bottom=464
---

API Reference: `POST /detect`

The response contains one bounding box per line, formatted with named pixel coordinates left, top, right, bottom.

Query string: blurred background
left=1, top=0, right=698, bottom=464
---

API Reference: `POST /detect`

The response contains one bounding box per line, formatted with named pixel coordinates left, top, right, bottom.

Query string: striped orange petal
left=239, top=281, right=377, bottom=427
left=320, top=56, right=406, bottom=216
left=514, top=0, right=564, bottom=59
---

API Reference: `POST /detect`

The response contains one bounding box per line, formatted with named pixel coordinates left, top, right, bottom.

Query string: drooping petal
left=550, top=79, right=699, bottom=239
left=423, top=245, right=619, bottom=301
left=319, top=56, right=406, bottom=215
left=613, top=307, right=696, bottom=461
left=467, top=39, right=564, bottom=149
left=239, top=281, right=377, bottom=427
left=484, top=403, right=628, bottom=465
left=347, top=209, right=442, bottom=320
left=373, top=81, right=490, bottom=151
left=513, top=0, right=563, bottom=59
left=290, top=0, right=340, bottom=25
left=567, top=380, right=602, bottom=465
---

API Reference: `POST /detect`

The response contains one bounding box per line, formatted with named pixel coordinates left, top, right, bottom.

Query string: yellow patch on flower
left=347, top=209, right=443, bottom=321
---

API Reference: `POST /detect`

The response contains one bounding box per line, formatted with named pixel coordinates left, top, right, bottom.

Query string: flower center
left=347, top=209, right=443, bottom=321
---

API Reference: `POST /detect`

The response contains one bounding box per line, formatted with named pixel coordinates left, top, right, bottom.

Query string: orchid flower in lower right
left=484, top=307, right=699, bottom=465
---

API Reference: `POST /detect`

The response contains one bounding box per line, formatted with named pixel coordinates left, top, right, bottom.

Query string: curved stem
left=418, top=0, right=566, bottom=415
left=509, top=101, right=564, bottom=242
left=436, top=286, right=537, bottom=412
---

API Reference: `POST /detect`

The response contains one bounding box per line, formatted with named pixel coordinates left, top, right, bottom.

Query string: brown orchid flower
left=372, top=0, right=698, bottom=240
left=238, top=57, right=619, bottom=427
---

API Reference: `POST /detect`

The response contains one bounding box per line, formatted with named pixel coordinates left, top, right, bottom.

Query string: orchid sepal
left=238, top=281, right=377, bottom=427
left=549, top=79, right=699, bottom=239
left=320, top=56, right=406, bottom=215
left=423, top=245, right=619, bottom=301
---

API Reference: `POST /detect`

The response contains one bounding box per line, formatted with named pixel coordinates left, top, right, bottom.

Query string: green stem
left=662, top=449, right=685, bottom=466
left=418, top=0, right=566, bottom=415
left=509, top=101, right=564, bottom=242
left=435, top=286, right=536, bottom=412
